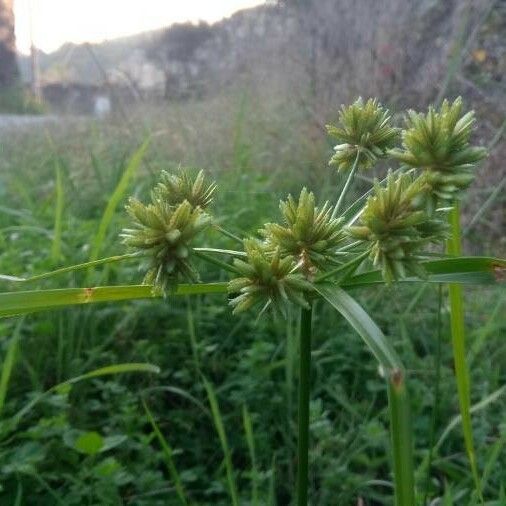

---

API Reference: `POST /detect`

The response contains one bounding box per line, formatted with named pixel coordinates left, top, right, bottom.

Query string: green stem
left=297, top=304, right=312, bottom=506
left=212, top=224, right=244, bottom=245
left=193, top=250, right=241, bottom=275
left=387, top=368, right=415, bottom=506
left=331, top=150, right=360, bottom=219
left=447, top=204, right=483, bottom=502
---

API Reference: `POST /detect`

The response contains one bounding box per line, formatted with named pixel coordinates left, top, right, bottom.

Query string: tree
left=0, top=0, right=19, bottom=89
left=148, top=22, right=215, bottom=99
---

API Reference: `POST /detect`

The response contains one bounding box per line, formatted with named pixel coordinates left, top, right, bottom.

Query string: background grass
left=0, top=90, right=504, bottom=505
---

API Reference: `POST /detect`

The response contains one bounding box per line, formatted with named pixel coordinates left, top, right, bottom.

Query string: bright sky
left=14, top=0, right=265, bottom=54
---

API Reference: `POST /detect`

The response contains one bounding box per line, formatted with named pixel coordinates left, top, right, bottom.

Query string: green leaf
left=143, top=400, right=188, bottom=505
left=203, top=377, right=239, bottom=506
left=74, top=431, right=104, bottom=455
left=447, top=205, right=481, bottom=500
left=341, top=257, right=504, bottom=288
left=51, top=161, right=64, bottom=263
left=315, top=283, right=401, bottom=370
left=0, top=283, right=228, bottom=319
left=9, top=363, right=160, bottom=432
left=88, top=138, right=150, bottom=267
left=0, top=319, right=23, bottom=415
left=315, top=283, right=414, bottom=506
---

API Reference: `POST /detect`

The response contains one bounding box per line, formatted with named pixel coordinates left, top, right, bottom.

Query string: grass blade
left=203, top=377, right=239, bottom=506
left=242, top=405, right=259, bottom=506
left=10, top=363, right=160, bottom=430
left=315, top=283, right=401, bottom=369
left=341, top=256, right=504, bottom=288
left=0, top=283, right=228, bottom=318
left=0, top=253, right=142, bottom=283
left=447, top=205, right=482, bottom=501
left=315, top=283, right=414, bottom=506
left=0, top=319, right=23, bottom=415
left=51, top=161, right=64, bottom=263
left=88, top=138, right=150, bottom=266
left=296, top=305, right=312, bottom=506
left=142, top=399, right=188, bottom=505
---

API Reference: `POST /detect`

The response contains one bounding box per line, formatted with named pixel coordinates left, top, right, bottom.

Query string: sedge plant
left=0, top=98, right=504, bottom=505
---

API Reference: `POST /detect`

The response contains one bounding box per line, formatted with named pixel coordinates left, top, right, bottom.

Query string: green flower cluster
left=390, top=97, right=486, bottom=211
left=153, top=168, right=216, bottom=209
left=122, top=170, right=215, bottom=291
left=348, top=171, right=448, bottom=282
left=261, top=188, right=345, bottom=274
left=228, top=239, right=313, bottom=316
left=327, top=98, right=399, bottom=171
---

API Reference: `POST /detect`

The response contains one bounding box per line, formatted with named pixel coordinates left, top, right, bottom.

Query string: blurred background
left=0, top=1, right=505, bottom=504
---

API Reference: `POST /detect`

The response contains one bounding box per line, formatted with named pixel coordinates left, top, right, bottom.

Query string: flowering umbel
left=228, top=239, right=313, bottom=316
left=390, top=97, right=487, bottom=210
left=153, top=168, right=216, bottom=209
left=348, top=171, right=448, bottom=282
left=261, top=188, right=345, bottom=275
left=327, top=98, right=399, bottom=171
left=122, top=174, right=213, bottom=291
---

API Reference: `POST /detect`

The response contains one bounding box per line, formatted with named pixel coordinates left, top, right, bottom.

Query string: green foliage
left=0, top=94, right=504, bottom=506
left=327, top=97, right=399, bottom=171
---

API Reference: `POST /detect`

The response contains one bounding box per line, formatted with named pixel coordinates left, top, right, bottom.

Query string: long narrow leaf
left=447, top=205, right=481, bottom=499
left=88, top=138, right=150, bottom=265
left=51, top=161, right=64, bottom=263
left=0, top=283, right=228, bottom=319
left=10, top=363, right=160, bottom=430
left=0, top=319, right=23, bottom=415
left=315, top=283, right=414, bottom=506
left=203, top=377, right=239, bottom=506
left=315, top=283, right=401, bottom=369
left=143, top=400, right=188, bottom=505
left=342, top=256, right=504, bottom=288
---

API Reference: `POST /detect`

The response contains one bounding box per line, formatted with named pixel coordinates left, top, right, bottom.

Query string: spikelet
left=390, top=97, right=487, bottom=211
left=261, top=188, right=345, bottom=275
left=228, top=239, right=313, bottom=316
left=153, top=168, right=216, bottom=209
left=121, top=197, right=211, bottom=292
left=327, top=98, right=399, bottom=171
left=347, top=171, right=448, bottom=282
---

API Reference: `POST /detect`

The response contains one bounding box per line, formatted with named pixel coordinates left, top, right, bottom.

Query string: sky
left=14, top=0, right=265, bottom=54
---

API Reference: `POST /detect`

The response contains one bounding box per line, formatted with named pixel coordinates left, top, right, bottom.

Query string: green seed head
left=390, top=97, right=487, bottom=208
left=228, top=239, right=313, bottom=317
left=121, top=197, right=211, bottom=292
left=261, top=188, right=345, bottom=275
left=347, top=171, right=448, bottom=282
left=153, top=168, right=217, bottom=210
left=327, top=97, right=400, bottom=171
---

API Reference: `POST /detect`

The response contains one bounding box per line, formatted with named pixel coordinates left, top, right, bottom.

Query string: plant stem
left=331, top=150, right=360, bottom=219
left=297, top=304, right=312, bottom=506
left=447, top=203, right=482, bottom=501
left=213, top=224, right=244, bottom=245
left=193, top=250, right=241, bottom=275
left=387, top=368, right=415, bottom=506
